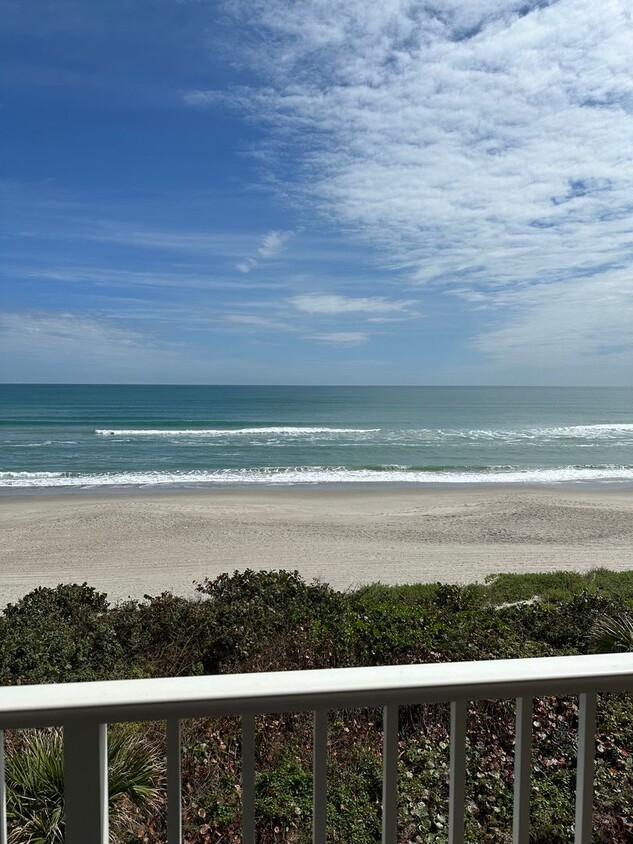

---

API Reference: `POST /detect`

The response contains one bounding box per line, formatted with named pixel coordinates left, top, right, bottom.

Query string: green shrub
left=2, top=569, right=633, bottom=842
left=0, top=584, right=122, bottom=684
left=196, top=569, right=346, bottom=671
left=110, top=592, right=217, bottom=676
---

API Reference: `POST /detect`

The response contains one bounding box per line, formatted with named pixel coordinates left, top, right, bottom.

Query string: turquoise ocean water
left=2, top=385, right=633, bottom=490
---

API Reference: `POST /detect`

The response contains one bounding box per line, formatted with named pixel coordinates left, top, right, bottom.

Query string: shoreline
left=2, top=485, right=633, bottom=606
left=3, top=478, right=633, bottom=497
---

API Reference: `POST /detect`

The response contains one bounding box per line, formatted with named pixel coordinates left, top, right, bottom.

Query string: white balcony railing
left=0, top=653, right=632, bottom=843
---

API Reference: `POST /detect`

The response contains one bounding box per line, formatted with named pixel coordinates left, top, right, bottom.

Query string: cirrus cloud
left=291, top=293, right=412, bottom=315
left=190, top=0, right=633, bottom=376
left=310, top=331, right=369, bottom=345
left=235, top=229, right=294, bottom=272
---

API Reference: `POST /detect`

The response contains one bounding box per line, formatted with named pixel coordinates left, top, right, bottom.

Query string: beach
left=2, top=485, right=633, bottom=605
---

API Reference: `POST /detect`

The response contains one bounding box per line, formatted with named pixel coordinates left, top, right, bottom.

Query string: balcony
left=0, top=653, right=632, bottom=843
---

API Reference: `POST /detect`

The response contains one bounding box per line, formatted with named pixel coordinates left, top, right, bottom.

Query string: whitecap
left=2, top=465, right=633, bottom=488
left=95, top=427, right=380, bottom=437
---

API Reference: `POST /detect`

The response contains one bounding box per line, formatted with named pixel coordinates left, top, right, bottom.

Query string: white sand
left=1, top=486, right=633, bottom=605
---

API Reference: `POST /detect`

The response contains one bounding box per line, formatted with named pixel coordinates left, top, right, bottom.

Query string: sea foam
left=94, top=423, right=633, bottom=441
left=3, top=465, right=633, bottom=488
left=95, top=427, right=379, bottom=437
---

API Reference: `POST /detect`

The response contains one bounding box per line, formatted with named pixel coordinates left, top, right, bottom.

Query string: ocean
left=2, top=384, right=633, bottom=490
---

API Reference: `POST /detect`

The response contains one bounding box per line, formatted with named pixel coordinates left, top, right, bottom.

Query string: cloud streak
left=258, top=229, right=293, bottom=258
left=310, top=331, right=369, bottom=345
left=291, top=293, right=412, bottom=315
left=235, top=228, right=294, bottom=272
left=0, top=311, right=186, bottom=382
left=189, top=0, right=633, bottom=373
left=476, top=267, right=633, bottom=369
left=9, top=265, right=284, bottom=291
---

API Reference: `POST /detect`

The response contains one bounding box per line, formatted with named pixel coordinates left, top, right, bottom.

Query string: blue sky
left=2, top=0, right=632, bottom=384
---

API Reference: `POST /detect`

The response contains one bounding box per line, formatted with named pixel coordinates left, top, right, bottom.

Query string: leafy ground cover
left=0, top=569, right=631, bottom=842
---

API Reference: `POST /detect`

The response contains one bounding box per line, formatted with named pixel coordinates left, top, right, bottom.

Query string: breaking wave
left=95, top=427, right=379, bottom=437
left=3, top=465, right=633, bottom=488
left=93, top=423, right=633, bottom=443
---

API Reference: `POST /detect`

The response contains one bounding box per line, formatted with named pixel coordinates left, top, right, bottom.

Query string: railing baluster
left=513, top=696, right=532, bottom=844
left=64, top=721, right=108, bottom=844
left=0, top=729, right=7, bottom=844
left=242, top=713, right=256, bottom=844
left=574, top=692, right=597, bottom=844
left=313, top=710, right=328, bottom=844
left=449, top=700, right=467, bottom=844
left=382, top=704, right=398, bottom=844
left=0, top=655, right=625, bottom=844
left=167, top=718, right=182, bottom=844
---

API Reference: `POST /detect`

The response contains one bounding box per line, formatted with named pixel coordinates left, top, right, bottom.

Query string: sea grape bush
left=0, top=569, right=631, bottom=842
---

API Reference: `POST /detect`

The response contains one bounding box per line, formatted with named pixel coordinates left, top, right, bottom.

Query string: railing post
left=242, top=713, right=256, bottom=844
left=382, top=705, right=398, bottom=844
left=64, top=721, right=108, bottom=844
left=513, top=696, right=532, bottom=844
left=574, top=692, right=597, bottom=844
left=0, top=729, right=7, bottom=844
left=167, top=718, right=182, bottom=844
left=313, top=710, right=328, bottom=844
left=449, top=700, right=467, bottom=844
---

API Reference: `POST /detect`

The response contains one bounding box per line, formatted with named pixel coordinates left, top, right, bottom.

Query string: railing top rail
left=1, top=654, right=632, bottom=728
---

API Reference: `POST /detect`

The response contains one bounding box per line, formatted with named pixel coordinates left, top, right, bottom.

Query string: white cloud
left=234, top=229, right=294, bottom=273
left=310, top=331, right=368, bottom=345
left=191, top=0, right=633, bottom=375
left=78, top=225, right=255, bottom=257
left=10, top=265, right=283, bottom=291
left=0, top=311, right=147, bottom=354
left=475, top=267, right=633, bottom=371
left=291, top=293, right=411, bottom=315
left=235, top=258, right=257, bottom=273
left=258, top=229, right=293, bottom=258
left=226, top=314, right=274, bottom=325
left=0, top=311, right=187, bottom=381
left=224, top=313, right=290, bottom=330
left=0, top=309, right=303, bottom=382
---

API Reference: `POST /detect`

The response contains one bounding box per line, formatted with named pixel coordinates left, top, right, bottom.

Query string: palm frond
left=4, top=725, right=161, bottom=842
left=590, top=612, right=633, bottom=653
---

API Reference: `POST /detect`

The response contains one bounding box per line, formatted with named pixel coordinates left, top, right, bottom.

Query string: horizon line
left=1, top=383, right=632, bottom=389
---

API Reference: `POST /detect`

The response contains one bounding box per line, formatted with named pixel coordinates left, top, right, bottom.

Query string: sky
left=1, top=0, right=632, bottom=385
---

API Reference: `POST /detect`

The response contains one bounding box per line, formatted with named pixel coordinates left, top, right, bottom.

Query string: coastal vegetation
left=6, top=725, right=161, bottom=843
left=1, top=569, right=632, bottom=842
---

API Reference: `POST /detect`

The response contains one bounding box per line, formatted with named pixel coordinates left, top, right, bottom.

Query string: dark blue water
left=2, top=385, right=633, bottom=488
